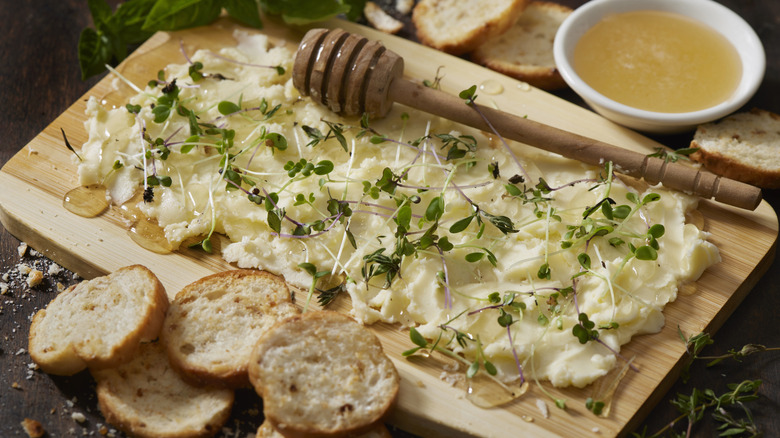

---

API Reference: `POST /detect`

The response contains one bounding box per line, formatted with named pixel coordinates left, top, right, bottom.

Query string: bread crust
left=28, top=265, right=168, bottom=375
left=471, top=1, right=572, bottom=90
left=413, top=0, right=529, bottom=55
left=162, top=269, right=299, bottom=388
left=690, top=108, right=780, bottom=189
left=249, top=311, right=399, bottom=438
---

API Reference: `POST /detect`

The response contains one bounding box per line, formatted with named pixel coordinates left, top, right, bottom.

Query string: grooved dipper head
left=293, top=28, right=404, bottom=118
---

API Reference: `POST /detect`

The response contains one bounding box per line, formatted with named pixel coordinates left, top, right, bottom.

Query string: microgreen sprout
left=61, top=128, right=82, bottom=161
left=422, top=66, right=445, bottom=90
left=298, top=262, right=332, bottom=312
left=648, top=146, right=700, bottom=163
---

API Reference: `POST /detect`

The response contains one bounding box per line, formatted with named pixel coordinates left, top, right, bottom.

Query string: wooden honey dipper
left=293, top=28, right=762, bottom=210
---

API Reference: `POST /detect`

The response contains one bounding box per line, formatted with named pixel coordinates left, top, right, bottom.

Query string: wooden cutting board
left=0, top=17, right=776, bottom=438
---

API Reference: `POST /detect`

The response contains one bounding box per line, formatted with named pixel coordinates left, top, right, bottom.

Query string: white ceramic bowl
left=553, top=0, right=765, bottom=134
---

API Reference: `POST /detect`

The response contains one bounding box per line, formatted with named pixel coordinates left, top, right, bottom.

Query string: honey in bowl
left=573, top=10, right=742, bottom=113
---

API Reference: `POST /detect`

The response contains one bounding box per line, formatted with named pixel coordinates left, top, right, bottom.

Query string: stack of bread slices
left=411, top=0, right=573, bottom=90
left=29, top=266, right=399, bottom=438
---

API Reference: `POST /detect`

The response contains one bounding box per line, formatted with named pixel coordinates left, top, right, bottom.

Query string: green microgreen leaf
left=409, top=327, right=427, bottom=349
left=218, top=100, right=241, bottom=115
left=458, top=85, right=477, bottom=102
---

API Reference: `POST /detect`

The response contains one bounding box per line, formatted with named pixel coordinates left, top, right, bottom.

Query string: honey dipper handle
left=389, top=80, right=762, bottom=210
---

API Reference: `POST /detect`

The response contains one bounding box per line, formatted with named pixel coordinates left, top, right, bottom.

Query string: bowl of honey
left=553, top=0, right=765, bottom=134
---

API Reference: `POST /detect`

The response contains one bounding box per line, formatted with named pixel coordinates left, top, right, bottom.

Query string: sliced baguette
left=413, top=0, right=529, bottom=55
left=28, top=265, right=168, bottom=375
left=92, top=341, right=234, bottom=438
left=690, top=108, right=780, bottom=188
left=471, top=1, right=572, bottom=90
left=162, top=269, right=299, bottom=388
left=256, top=420, right=392, bottom=438
left=365, top=1, right=404, bottom=34
left=248, top=311, right=399, bottom=438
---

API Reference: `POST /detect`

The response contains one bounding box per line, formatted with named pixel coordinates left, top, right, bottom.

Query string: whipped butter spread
left=78, top=31, right=720, bottom=388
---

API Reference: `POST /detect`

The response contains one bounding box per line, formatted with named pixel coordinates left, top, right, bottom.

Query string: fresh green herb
left=585, top=397, right=605, bottom=416
left=632, top=330, right=778, bottom=436
left=60, top=128, right=83, bottom=161
left=316, top=281, right=347, bottom=307
left=298, top=262, right=335, bottom=311
left=422, top=66, right=444, bottom=90
left=648, top=147, right=700, bottom=163
left=79, top=0, right=366, bottom=79
left=126, top=103, right=142, bottom=114
left=632, top=380, right=763, bottom=438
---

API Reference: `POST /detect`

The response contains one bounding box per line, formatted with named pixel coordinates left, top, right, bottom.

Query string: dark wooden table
left=1, top=1, right=777, bottom=437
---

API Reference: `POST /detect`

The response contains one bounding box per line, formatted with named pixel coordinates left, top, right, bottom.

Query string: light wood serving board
left=0, top=17, right=777, bottom=438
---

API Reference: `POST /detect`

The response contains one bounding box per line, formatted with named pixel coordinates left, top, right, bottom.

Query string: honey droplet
left=479, top=80, right=504, bottom=95
left=465, top=374, right=529, bottom=408
left=63, top=185, right=110, bottom=218
left=119, top=190, right=173, bottom=254
left=588, top=356, right=636, bottom=417
left=128, top=217, right=173, bottom=254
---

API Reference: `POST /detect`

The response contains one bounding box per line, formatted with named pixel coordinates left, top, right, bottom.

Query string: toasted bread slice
left=92, top=342, right=234, bottom=438
left=248, top=311, right=399, bottom=438
left=256, top=419, right=392, bottom=438
left=28, top=265, right=167, bottom=375
left=365, top=1, right=404, bottom=34
left=162, top=269, right=299, bottom=388
left=413, top=0, right=529, bottom=55
left=471, top=1, right=572, bottom=90
left=690, top=108, right=780, bottom=188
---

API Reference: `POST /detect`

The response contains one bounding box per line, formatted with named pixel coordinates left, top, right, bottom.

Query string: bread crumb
left=71, top=412, right=87, bottom=423
left=27, top=269, right=44, bottom=287
left=18, top=263, right=31, bottom=275
left=396, top=0, right=413, bottom=14
left=442, top=361, right=460, bottom=372
left=536, top=398, right=550, bottom=418
left=48, top=263, right=63, bottom=276
left=21, top=418, right=46, bottom=438
left=439, top=371, right=463, bottom=387
left=12, top=381, right=22, bottom=390
left=0, top=282, right=8, bottom=295
left=18, top=242, right=28, bottom=257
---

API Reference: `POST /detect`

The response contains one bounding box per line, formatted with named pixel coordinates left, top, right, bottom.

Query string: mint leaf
left=143, top=0, right=222, bottom=31
left=112, top=0, right=158, bottom=43
left=224, top=0, right=263, bottom=28
left=260, top=0, right=349, bottom=24
left=88, top=0, right=113, bottom=23
left=78, top=28, right=112, bottom=80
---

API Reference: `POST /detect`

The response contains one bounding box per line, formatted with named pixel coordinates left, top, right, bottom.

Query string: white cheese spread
left=78, top=30, right=720, bottom=388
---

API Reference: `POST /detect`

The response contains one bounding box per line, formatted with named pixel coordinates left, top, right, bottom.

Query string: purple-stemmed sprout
left=207, top=51, right=286, bottom=75
left=459, top=86, right=531, bottom=183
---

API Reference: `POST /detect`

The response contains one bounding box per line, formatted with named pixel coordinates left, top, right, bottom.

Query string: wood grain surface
left=1, top=1, right=778, bottom=438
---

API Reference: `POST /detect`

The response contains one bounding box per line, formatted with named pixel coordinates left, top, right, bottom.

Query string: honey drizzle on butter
left=118, top=191, right=173, bottom=254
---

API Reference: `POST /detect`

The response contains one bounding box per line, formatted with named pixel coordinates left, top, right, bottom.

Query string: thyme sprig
left=631, top=330, right=778, bottom=437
